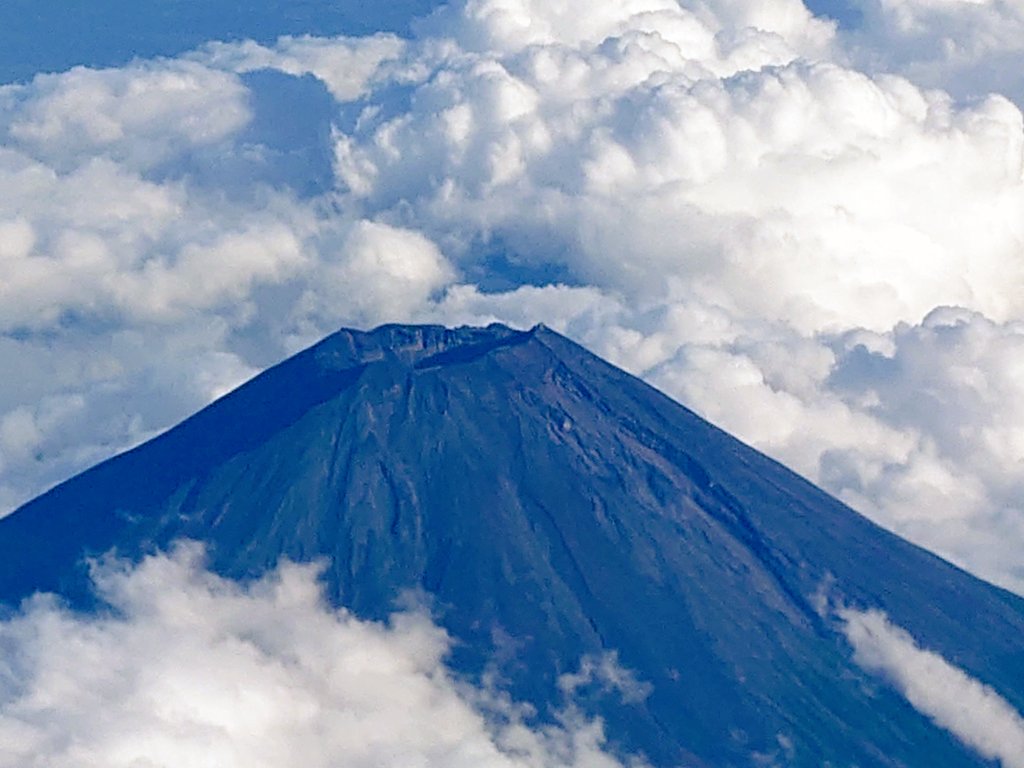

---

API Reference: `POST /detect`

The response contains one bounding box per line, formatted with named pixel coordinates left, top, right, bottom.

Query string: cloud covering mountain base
left=0, top=545, right=640, bottom=768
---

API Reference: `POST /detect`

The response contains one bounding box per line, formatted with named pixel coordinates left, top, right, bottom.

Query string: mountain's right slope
left=1, top=323, right=1023, bottom=767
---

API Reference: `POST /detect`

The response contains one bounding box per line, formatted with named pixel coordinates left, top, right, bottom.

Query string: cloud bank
left=0, top=0, right=1023, bottom=593
left=0, top=545, right=641, bottom=768
left=842, top=606, right=1024, bottom=768
left=837, top=0, right=1024, bottom=103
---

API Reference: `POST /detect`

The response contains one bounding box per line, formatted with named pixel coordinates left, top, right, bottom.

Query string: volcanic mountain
left=2, top=323, right=1022, bottom=766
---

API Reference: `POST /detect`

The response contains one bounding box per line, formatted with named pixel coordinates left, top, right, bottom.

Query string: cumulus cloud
left=836, top=0, right=1024, bottom=104
left=426, top=0, right=835, bottom=67
left=294, top=219, right=456, bottom=329
left=1, top=0, right=1024, bottom=601
left=194, top=33, right=406, bottom=101
left=826, top=309, right=1024, bottom=531
left=0, top=544, right=642, bottom=768
left=841, top=606, right=1024, bottom=768
left=334, top=36, right=1024, bottom=333
left=632, top=306, right=1024, bottom=592
left=2, top=62, right=251, bottom=172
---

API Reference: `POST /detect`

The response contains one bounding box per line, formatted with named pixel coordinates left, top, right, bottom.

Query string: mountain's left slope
left=1, top=323, right=1023, bottom=767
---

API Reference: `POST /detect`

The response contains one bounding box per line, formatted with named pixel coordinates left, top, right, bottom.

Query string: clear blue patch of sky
left=465, top=237, right=583, bottom=293
left=803, top=0, right=863, bottom=30
left=0, top=0, right=441, bottom=84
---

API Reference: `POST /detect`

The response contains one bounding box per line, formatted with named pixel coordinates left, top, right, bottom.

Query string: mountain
left=1, top=323, right=1022, bottom=766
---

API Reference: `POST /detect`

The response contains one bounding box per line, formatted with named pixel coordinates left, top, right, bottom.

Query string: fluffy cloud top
left=3, top=62, right=251, bottom=171
left=839, top=0, right=1024, bottom=102
left=333, top=32, right=1024, bottom=333
left=0, top=0, right=1023, bottom=598
left=842, top=606, right=1024, bottom=768
left=0, top=545, right=640, bottom=768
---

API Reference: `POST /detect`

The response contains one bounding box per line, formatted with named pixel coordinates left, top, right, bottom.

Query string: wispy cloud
left=841, top=606, right=1024, bottom=768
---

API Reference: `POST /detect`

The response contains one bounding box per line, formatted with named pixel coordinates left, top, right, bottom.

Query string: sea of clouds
left=0, top=0, right=1023, bottom=604
left=0, top=545, right=643, bottom=767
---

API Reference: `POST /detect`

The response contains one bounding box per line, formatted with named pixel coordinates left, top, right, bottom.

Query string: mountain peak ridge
left=311, top=321, right=541, bottom=369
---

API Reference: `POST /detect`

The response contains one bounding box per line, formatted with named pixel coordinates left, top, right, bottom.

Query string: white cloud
left=0, top=545, right=641, bottom=768
left=841, top=606, right=1024, bottom=768
left=0, top=150, right=326, bottom=334
left=430, top=0, right=834, bottom=68
left=837, top=0, right=1024, bottom=104
left=194, top=34, right=406, bottom=102
left=558, top=652, right=653, bottom=705
left=295, top=219, right=456, bottom=329
left=2, top=62, right=251, bottom=171
left=0, top=217, right=34, bottom=261
left=334, top=47, right=1024, bottom=333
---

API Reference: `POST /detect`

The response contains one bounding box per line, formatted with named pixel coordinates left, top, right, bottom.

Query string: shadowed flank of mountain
left=2, top=322, right=1023, bottom=766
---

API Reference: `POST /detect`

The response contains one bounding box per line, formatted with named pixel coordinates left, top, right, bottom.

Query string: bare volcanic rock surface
left=2, top=323, right=1023, bottom=766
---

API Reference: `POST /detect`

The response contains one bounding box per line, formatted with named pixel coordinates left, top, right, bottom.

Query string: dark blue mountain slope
left=1, top=323, right=1023, bottom=766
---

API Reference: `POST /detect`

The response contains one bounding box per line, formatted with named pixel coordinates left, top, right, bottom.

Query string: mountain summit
left=2, top=323, right=1023, bottom=766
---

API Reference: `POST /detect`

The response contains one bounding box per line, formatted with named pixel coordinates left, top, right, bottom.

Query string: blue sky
left=0, top=0, right=1023, bottom=597
left=0, top=0, right=437, bottom=83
